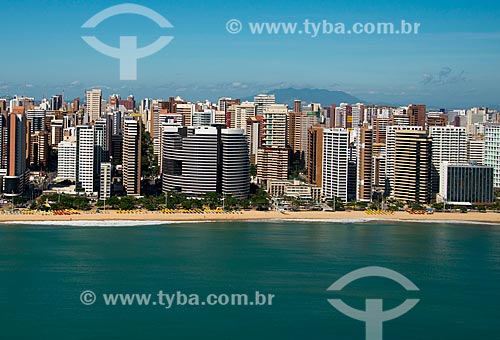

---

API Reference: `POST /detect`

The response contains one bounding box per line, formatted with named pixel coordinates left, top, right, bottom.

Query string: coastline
left=1, top=210, right=499, bottom=224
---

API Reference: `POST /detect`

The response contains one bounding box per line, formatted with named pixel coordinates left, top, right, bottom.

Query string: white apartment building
left=485, top=124, right=500, bottom=188
left=262, top=104, right=287, bottom=148
left=322, top=128, right=349, bottom=202
left=99, top=162, right=112, bottom=200
left=57, top=138, right=77, bottom=181
left=76, top=126, right=95, bottom=195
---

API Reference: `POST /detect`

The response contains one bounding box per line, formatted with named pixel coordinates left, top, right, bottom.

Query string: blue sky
left=1, top=0, right=499, bottom=108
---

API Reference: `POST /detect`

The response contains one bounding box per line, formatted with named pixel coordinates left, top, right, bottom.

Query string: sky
left=1, top=0, right=499, bottom=108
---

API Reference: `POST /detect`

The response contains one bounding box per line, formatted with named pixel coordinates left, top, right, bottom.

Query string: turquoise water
left=1, top=220, right=499, bottom=339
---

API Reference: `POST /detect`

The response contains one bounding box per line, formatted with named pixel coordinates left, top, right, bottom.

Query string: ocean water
left=1, top=220, right=499, bottom=339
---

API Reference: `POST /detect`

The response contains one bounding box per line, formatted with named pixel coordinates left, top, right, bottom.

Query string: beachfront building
left=76, top=125, right=95, bottom=195
left=322, top=128, right=349, bottom=202
left=484, top=124, right=500, bottom=188
left=57, top=138, right=77, bottom=181
left=267, top=180, right=322, bottom=202
left=429, top=126, right=467, bottom=194
left=122, top=118, right=141, bottom=196
left=385, top=125, right=423, bottom=193
left=393, top=130, right=432, bottom=204
left=439, top=162, right=494, bottom=205
left=99, top=162, right=112, bottom=201
left=162, top=125, right=249, bottom=199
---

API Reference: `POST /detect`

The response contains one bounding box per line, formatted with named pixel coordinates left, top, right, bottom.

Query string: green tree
left=119, top=196, right=137, bottom=210
left=107, top=196, right=120, bottom=209
left=203, top=192, right=222, bottom=209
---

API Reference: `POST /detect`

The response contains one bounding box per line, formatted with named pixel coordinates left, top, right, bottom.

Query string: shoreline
left=1, top=210, right=499, bottom=224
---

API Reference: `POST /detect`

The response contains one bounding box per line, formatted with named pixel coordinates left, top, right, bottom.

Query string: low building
left=439, top=162, right=495, bottom=205
left=267, top=180, right=322, bottom=202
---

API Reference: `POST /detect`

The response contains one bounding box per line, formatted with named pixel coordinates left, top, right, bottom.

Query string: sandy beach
left=1, top=210, right=499, bottom=224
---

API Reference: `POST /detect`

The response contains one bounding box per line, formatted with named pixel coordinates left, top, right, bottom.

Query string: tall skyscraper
left=429, top=126, right=467, bottom=194
left=322, top=128, right=349, bottom=202
left=76, top=125, right=95, bottom=195
left=85, top=89, right=102, bottom=122
left=29, top=131, right=49, bottom=169
left=4, top=113, right=28, bottom=197
left=94, top=119, right=108, bottom=175
left=162, top=125, right=249, bottom=198
left=262, top=104, right=287, bottom=148
left=175, top=103, right=195, bottom=127
left=393, top=130, right=432, bottom=203
left=57, top=138, right=77, bottom=181
left=99, top=162, right=112, bottom=200
left=468, top=137, right=485, bottom=164
left=385, top=125, right=423, bottom=192
left=357, top=124, right=373, bottom=202
left=306, top=126, right=324, bottom=187
left=231, top=102, right=256, bottom=130
left=484, top=124, right=500, bottom=188
left=254, top=94, right=276, bottom=116
left=122, top=118, right=141, bottom=196
left=407, top=104, right=426, bottom=128
left=247, top=116, right=264, bottom=165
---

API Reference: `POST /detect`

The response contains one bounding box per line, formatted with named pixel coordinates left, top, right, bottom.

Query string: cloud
left=421, top=67, right=467, bottom=86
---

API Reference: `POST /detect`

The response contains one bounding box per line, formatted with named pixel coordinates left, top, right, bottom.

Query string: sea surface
left=1, top=220, right=499, bottom=339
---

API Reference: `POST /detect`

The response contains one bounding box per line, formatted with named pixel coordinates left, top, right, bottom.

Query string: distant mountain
left=243, top=88, right=363, bottom=107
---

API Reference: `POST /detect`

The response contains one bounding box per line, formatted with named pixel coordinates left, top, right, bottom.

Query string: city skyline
left=1, top=0, right=499, bottom=108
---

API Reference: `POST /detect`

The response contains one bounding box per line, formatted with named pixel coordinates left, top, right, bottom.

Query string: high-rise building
left=76, top=125, right=95, bottom=195
left=393, top=130, right=432, bottom=203
left=57, top=138, right=77, bottom=181
left=247, top=116, right=264, bottom=165
left=254, top=94, right=276, bottom=116
left=99, top=162, right=112, bottom=200
left=288, top=111, right=319, bottom=165
left=439, top=162, right=494, bottom=205
left=94, top=119, right=108, bottom=175
left=256, top=148, right=289, bottom=184
left=29, top=131, right=49, bottom=169
left=192, top=110, right=215, bottom=127
left=322, top=128, right=349, bottom=202
left=468, top=137, right=485, bottom=164
left=429, top=126, right=468, bottom=194
left=484, top=124, right=500, bottom=188
left=357, top=124, right=373, bottom=202
left=231, top=102, right=256, bottom=130
left=85, top=89, right=102, bottom=122
left=306, top=126, right=324, bottom=187
left=262, top=104, right=287, bottom=148
left=385, top=125, right=423, bottom=192
left=50, top=119, right=64, bottom=146
left=26, top=110, right=46, bottom=133
left=162, top=125, right=249, bottom=198
left=51, top=95, right=63, bottom=111
left=4, top=113, right=28, bottom=197
left=176, top=103, right=195, bottom=127
left=123, top=118, right=141, bottom=196
left=407, top=104, right=426, bottom=127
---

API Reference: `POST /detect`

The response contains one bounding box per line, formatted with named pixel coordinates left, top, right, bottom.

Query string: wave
left=3, top=218, right=498, bottom=227
left=263, top=218, right=500, bottom=226
left=3, top=220, right=210, bottom=227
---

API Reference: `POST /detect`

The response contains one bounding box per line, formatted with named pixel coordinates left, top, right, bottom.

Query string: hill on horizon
left=242, top=87, right=363, bottom=107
